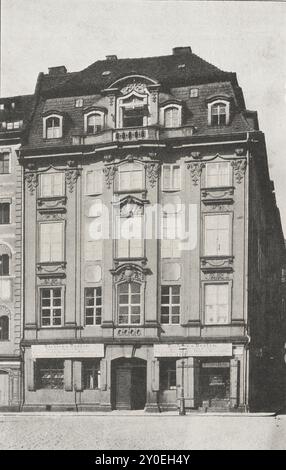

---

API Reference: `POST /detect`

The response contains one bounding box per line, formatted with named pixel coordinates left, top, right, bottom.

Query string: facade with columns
left=13, top=47, right=285, bottom=411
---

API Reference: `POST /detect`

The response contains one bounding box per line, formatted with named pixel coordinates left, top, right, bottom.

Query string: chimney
left=48, top=65, right=67, bottom=76
left=106, top=55, right=118, bottom=61
left=172, top=46, right=192, bottom=56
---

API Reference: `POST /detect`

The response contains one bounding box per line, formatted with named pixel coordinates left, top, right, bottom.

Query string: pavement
left=0, top=411, right=286, bottom=450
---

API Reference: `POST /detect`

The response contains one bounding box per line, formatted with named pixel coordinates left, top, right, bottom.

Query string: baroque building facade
left=1, top=46, right=285, bottom=411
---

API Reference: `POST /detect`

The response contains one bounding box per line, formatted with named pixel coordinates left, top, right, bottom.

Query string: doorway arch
left=111, top=357, right=147, bottom=410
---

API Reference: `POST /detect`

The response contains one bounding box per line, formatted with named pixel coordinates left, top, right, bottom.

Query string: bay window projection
left=205, top=162, right=231, bottom=187
left=40, top=172, right=65, bottom=197
left=160, top=285, right=181, bottom=324
left=204, top=214, right=231, bottom=256
left=162, top=164, right=181, bottom=191
left=118, top=163, right=143, bottom=191
left=39, top=222, right=64, bottom=262
left=204, top=283, right=230, bottom=325
left=118, top=282, right=141, bottom=325
left=40, top=288, right=63, bottom=327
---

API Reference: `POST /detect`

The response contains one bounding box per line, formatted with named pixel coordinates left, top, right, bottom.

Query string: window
left=85, top=287, right=102, bottom=325
left=160, top=359, right=177, bottom=390
left=39, top=222, right=64, bottom=262
left=204, top=283, right=229, bottom=324
left=44, top=115, right=63, bottom=139
left=120, top=95, right=147, bottom=128
left=40, top=288, right=63, bottom=327
left=164, top=107, right=180, bottom=128
left=161, top=211, right=181, bottom=258
left=208, top=101, right=230, bottom=126
left=86, top=113, right=103, bottom=134
left=160, top=285, right=180, bottom=324
left=40, top=172, right=64, bottom=197
left=162, top=164, right=180, bottom=191
left=118, top=163, right=143, bottom=191
left=0, top=104, right=4, bottom=111
left=0, top=254, right=9, bottom=276
left=86, top=169, right=103, bottom=195
left=206, top=162, right=231, bottom=187
left=0, top=316, right=9, bottom=341
left=0, top=153, right=10, bottom=174
left=83, top=360, right=101, bottom=389
left=0, top=203, right=10, bottom=224
left=75, top=98, right=83, bottom=108
left=36, top=359, right=64, bottom=389
left=204, top=214, right=231, bottom=256
left=118, top=282, right=141, bottom=325
left=190, top=88, right=199, bottom=98
left=116, top=203, right=143, bottom=258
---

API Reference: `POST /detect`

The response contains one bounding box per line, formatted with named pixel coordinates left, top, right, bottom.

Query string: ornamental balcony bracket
left=187, top=162, right=205, bottom=186
left=65, top=168, right=81, bottom=193
left=231, top=159, right=247, bottom=184
left=25, top=171, right=38, bottom=194
left=146, top=161, right=161, bottom=188
left=103, top=164, right=117, bottom=189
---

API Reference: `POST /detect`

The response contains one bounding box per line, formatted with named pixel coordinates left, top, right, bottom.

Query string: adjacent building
left=0, top=46, right=284, bottom=412
left=0, top=94, right=33, bottom=409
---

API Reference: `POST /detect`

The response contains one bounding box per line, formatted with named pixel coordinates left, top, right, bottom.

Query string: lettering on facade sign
left=116, top=328, right=142, bottom=337
left=153, top=343, right=233, bottom=357
left=31, top=343, right=105, bottom=359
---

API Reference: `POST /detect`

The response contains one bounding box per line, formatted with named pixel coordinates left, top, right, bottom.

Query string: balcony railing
left=71, top=125, right=195, bottom=146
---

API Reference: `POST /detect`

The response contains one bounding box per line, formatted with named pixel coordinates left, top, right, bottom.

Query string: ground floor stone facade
left=0, top=360, right=21, bottom=411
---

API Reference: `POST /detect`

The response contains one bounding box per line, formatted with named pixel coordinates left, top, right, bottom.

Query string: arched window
left=44, top=115, right=63, bottom=139
left=0, top=315, right=9, bottom=340
left=208, top=101, right=230, bottom=126
left=86, top=113, right=103, bottom=134
left=164, top=107, right=180, bottom=128
left=118, top=282, right=141, bottom=325
left=0, top=254, right=9, bottom=276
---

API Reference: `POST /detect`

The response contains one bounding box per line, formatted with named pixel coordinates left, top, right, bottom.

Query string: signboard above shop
left=31, top=343, right=105, bottom=359
left=154, top=343, right=233, bottom=358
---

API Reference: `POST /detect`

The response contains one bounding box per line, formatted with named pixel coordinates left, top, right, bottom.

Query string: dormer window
left=84, top=110, right=105, bottom=134
left=160, top=103, right=182, bottom=128
left=43, top=114, right=63, bottom=139
left=208, top=100, right=230, bottom=126
left=117, top=89, right=149, bottom=129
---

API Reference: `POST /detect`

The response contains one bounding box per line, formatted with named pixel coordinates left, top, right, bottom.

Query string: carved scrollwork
left=203, top=272, right=229, bottom=281
left=231, top=159, right=247, bottom=184
left=25, top=171, right=38, bottom=194
left=111, top=263, right=150, bottom=284
left=103, top=165, right=117, bottom=189
left=187, top=162, right=205, bottom=186
left=65, top=168, right=80, bottom=193
left=146, top=162, right=160, bottom=188
left=121, top=82, right=147, bottom=95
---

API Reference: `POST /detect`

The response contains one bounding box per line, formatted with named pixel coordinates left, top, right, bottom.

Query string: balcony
left=71, top=125, right=196, bottom=146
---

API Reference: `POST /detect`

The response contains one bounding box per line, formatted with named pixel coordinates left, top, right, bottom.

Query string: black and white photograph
left=0, top=0, right=286, bottom=453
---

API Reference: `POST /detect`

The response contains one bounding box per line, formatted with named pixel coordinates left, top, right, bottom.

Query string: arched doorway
left=111, top=357, right=147, bottom=410
left=0, top=371, right=9, bottom=407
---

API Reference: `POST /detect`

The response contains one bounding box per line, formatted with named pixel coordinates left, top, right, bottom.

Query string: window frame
left=39, top=287, right=64, bottom=328
left=115, top=202, right=144, bottom=259
left=203, top=212, right=232, bottom=257
left=205, top=161, right=232, bottom=188
left=160, top=285, right=181, bottom=325
left=0, top=152, right=10, bottom=174
left=43, top=114, right=63, bottom=139
left=117, top=91, right=149, bottom=129
left=84, top=286, right=102, bottom=326
left=0, top=315, right=9, bottom=341
left=208, top=100, right=230, bottom=126
left=117, top=162, right=144, bottom=192
left=117, top=281, right=142, bottom=325
left=161, top=209, right=182, bottom=259
left=159, top=358, right=177, bottom=390
left=39, top=221, right=65, bottom=263
left=84, top=110, right=105, bottom=135
left=40, top=172, right=65, bottom=198
left=203, top=282, right=232, bottom=325
left=0, top=253, right=9, bottom=276
left=0, top=202, right=10, bottom=225
left=82, top=360, right=101, bottom=390
left=35, top=359, right=64, bottom=389
left=162, top=164, right=181, bottom=191
left=160, top=103, right=182, bottom=128
left=85, top=168, right=103, bottom=195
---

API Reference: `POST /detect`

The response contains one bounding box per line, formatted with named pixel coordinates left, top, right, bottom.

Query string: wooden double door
left=111, top=358, right=147, bottom=410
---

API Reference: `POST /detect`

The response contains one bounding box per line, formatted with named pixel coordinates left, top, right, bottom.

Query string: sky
left=1, top=0, right=286, bottom=231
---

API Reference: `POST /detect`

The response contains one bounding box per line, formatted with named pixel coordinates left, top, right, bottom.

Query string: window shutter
left=27, top=358, right=36, bottom=392
left=64, top=360, right=73, bottom=391
left=74, top=361, right=83, bottom=392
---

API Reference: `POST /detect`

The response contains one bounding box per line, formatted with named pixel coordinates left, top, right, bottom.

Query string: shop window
left=0, top=153, right=10, bottom=174
left=162, top=164, right=181, bottom=191
left=85, top=287, right=102, bottom=325
left=204, top=213, right=231, bottom=257
left=40, top=172, right=65, bottom=197
left=39, top=222, right=64, bottom=262
left=118, top=282, right=141, bottom=325
left=200, top=360, right=230, bottom=404
left=0, top=315, right=9, bottom=341
left=205, top=162, right=231, bottom=187
left=160, top=285, right=180, bottom=324
left=160, top=359, right=177, bottom=390
left=0, top=203, right=10, bottom=224
left=0, top=254, right=9, bottom=276
left=204, top=283, right=230, bottom=325
left=40, top=288, right=63, bottom=327
left=82, top=360, right=101, bottom=389
left=36, top=359, right=64, bottom=389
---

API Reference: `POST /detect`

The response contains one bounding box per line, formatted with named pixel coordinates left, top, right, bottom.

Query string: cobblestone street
left=0, top=413, right=285, bottom=450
